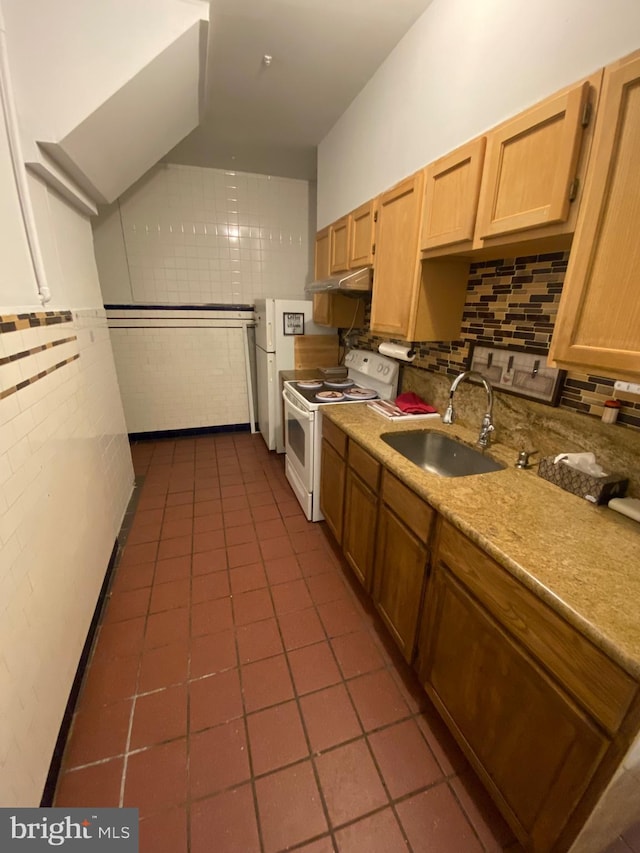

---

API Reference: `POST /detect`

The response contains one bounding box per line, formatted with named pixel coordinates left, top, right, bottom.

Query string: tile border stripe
left=0, top=353, right=80, bottom=400
left=0, top=336, right=78, bottom=367
left=0, top=310, right=73, bottom=333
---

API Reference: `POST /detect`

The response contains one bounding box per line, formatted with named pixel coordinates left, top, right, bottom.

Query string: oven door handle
left=282, top=387, right=313, bottom=419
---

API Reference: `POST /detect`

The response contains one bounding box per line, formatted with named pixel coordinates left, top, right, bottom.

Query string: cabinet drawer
left=381, top=471, right=434, bottom=544
left=322, top=419, right=347, bottom=458
left=348, top=441, right=380, bottom=492
left=438, top=520, right=636, bottom=734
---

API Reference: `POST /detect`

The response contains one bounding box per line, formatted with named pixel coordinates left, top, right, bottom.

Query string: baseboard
left=40, top=537, right=120, bottom=807
left=129, top=423, right=251, bottom=441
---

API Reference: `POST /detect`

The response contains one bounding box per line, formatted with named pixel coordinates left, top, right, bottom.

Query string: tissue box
left=537, top=456, right=628, bottom=504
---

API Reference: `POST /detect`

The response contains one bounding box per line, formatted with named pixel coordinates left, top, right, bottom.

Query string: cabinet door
left=421, top=137, right=486, bottom=250
left=343, top=471, right=378, bottom=591
left=319, top=438, right=346, bottom=544
left=314, top=227, right=330, bottom=279
left=420, top=565, right=608, bottom=850
left=329, top=216, right=350, bottom=274
left=373, top=502, right=428, bottom=662
left=369, top=172, right=424, bottom=340
left=476, top=81, right=590, bottom=238
left=549, top=51, right=640, bottom=378
left=349, top=199, right=376, bottom=268
left=313, top=294, right=331, bottom=325
left=313, top=227, right=332, bottom=324
left=313, top=293, right=364, bottom=328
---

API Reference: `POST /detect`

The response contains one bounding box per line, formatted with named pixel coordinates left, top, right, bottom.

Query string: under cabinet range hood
left=304, top=267, right=373, bottom=296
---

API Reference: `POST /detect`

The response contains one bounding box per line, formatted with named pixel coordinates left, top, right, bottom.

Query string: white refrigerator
left=254, top=298, right=335, bottom=452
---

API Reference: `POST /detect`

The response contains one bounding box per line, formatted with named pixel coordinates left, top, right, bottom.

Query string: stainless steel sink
left=381, top=431, right=506, bottom=477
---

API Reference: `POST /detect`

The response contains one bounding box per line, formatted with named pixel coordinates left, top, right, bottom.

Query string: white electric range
left=282, top=349, right=399, bottom=521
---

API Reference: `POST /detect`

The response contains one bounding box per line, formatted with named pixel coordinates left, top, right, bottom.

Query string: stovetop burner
left=292, top=381, right=376, bottom=405
left=285, top=350, right=400, bottom=409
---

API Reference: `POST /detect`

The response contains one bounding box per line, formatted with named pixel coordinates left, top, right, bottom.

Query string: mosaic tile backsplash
left=356, top=252, right=640, bottom=431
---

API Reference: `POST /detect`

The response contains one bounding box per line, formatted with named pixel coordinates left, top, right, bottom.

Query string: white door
left=256, top=346, right=276, bottom=450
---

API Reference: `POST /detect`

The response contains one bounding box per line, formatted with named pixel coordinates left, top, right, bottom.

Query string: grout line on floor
left=118, top=694, right=137, bottom=808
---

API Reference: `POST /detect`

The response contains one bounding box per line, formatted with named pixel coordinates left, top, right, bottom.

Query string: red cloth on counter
left=394, top=392, right=438, bottom=414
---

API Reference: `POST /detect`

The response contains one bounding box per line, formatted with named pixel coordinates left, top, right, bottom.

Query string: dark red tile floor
left=53, top=433, right=639, bottom=853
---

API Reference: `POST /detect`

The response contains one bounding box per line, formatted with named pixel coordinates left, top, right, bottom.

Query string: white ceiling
left=165, top=0, right=434, bottom=180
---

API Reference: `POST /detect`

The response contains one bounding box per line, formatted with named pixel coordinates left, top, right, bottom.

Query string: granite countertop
left=322, top=403, right=640, bottom=680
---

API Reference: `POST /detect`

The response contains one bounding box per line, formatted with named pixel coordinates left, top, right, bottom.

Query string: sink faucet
left=442, top=370, right=495, bottom=448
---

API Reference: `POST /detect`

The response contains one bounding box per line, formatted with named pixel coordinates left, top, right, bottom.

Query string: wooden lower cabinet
left=318, top=424, right=639, bottom=851
left=343, top=470, right=378, bottom=591
left=343, top=441, right=380, bottom=592
left=373, top=472, right=434, bottom=662
left=418, top=539, right=610, bottom=851
left=319, top=437, right=346, bottom=544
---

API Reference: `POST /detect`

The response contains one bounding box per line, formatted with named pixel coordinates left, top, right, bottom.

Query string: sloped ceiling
left=2, top=0, right=209, bottom=211
left=39, top=21, right=207, bottom=205
left=166, top=0, right=435, bottom=180
left=4, top=0, right=434, bottom=209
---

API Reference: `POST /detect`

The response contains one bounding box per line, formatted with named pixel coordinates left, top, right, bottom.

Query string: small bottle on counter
left=601, top=399, right=621, bottom=424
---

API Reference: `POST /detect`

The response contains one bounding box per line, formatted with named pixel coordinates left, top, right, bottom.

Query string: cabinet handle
left=569, top=177, right=580, bottom=202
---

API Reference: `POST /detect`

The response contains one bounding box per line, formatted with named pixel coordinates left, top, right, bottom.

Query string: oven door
left=283, top=387, right=315, bottom=492
left=282, top=387, right=319, bottom=521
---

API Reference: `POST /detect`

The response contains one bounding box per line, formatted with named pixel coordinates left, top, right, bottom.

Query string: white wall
left=0, top=65, right=133, bottom=804
left=27, top=173, right=107, bottom=309
left=94, top=163, right=312, bottom=435
left=94, top=163, right=313, bottom=305
left=0, top=76, right=37, bottom=305
left=108, top=314, right=253, bottom=433
left=317, top=0, right=640, bottom=226
left=2, top=0, right=207, bottom=164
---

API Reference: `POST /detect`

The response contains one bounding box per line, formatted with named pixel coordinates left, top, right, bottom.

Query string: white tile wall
left=0, top=309, right=134, bottom=805
left=97, top=164, right=313, bottom=305
left=109, top=316, right=252, bottom=433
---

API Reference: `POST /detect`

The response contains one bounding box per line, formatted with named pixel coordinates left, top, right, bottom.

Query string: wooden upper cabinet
left=349, top=199, right=377, bottom=267
left=314, top=227, right=330, bottom=280
left=329, top=216, right=351, bottom=274
left=324, top=199, right=377, bottom=274
left=313, top=227, right=331, bottom=325
left=313, top=227, right=366, bottom=326
left=421, top=137, right=486, bottom=251
left=370, top=171, right=470, bottom=342
left=369, top=172, right=425, bottom=339
left=549, top=50, right=640, bottom=379
left=475, top=81, right=591, bottom=239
